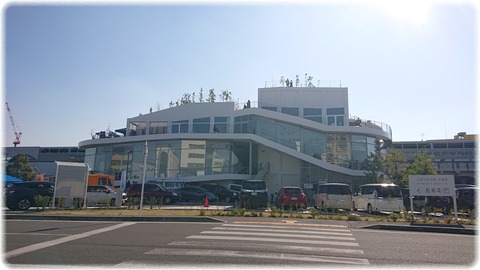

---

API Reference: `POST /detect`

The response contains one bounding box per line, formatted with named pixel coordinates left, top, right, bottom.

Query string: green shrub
left=33, top=195, right=51, bottom=211
left=309, top=208, right=317, bottom=219
left=389, top=213, right=400, bottom=222
left=148, top=197, right=157, bottom=209
left=347, top=213, right=360, bottom=221
left=270, top=207, right=277, bottom=217
left=445, top=215, right=454, bottom=224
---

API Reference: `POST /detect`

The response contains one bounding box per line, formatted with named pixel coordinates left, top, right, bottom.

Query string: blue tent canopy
left=4, top=175, right=23, bottom=183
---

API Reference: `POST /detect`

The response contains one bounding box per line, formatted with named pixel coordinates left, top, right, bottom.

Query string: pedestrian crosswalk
left=144, top=222, right=369, bottom=265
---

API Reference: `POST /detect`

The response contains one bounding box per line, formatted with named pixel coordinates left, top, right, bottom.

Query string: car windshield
left=243, top=182, right=266, bottom=190
left=327, top=185, right=351, bottom=195
left=284, top=188, right=302, bottom=195
left=377, top=186, right=402, bottom=197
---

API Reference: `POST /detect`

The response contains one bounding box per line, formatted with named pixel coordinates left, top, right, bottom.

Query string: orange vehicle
left=87, top=174, right=115, bottom=187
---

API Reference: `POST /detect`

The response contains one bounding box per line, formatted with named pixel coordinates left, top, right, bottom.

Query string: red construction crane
left=5, top=102, right=22, bottom=147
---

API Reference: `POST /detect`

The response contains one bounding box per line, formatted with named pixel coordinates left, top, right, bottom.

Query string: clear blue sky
left=2, top=1, right=477, bottom=147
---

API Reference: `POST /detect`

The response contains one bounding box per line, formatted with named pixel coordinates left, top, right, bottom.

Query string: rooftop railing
left=349, top=117, right=392, bottom=137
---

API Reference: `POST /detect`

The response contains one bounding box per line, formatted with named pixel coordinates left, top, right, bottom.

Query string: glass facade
left=234, top=115, right=378, bottom=169
left=86, top=113, right=383, bottom=179
left=85, top=139, right=257, bottom=181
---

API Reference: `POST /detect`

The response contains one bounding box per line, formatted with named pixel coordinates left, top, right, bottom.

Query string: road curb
left=3, top=214, right=225, bottom=223
left=363, top=224, right=476, bottom=235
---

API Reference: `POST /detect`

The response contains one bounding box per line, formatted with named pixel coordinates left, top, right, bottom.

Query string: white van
left=313, top=183, right=353, bottom=211
left=353, top=183, right=404, bottom=214
left=147, top=179, right=185, bottom=191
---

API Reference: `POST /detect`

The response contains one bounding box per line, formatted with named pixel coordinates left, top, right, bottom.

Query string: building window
left=262, top=106, right=277, bottom=112
left=304, top=108, right=322, bottom=123
left=150, top=121, right=168, bottom=134
left=327, top=107, right=345, bottom=126
left=281, top=107, right=299, bottom=116
left=172, top=120, right=188, bottom=133
left=193, top=117, right=210, bottom=133
left=129, top=121, right=146, bottom=136
left=327, top=116, right=335, bottom=126
left=214, top=116, right=229, bottom=133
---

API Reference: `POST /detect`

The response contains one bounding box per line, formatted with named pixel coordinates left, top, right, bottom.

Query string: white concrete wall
left=259, top=145, right=300, bottom=195
left=258, top=87, right=349, bottom=119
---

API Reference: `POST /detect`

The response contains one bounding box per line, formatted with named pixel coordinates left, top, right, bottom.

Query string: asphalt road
left=3, top=219, right=477, bottom=267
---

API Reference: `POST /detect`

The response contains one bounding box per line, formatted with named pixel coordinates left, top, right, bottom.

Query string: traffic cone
left=204, top=196, right=209, bottom=207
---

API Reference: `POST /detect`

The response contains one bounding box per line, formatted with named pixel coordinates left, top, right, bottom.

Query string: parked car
left=402, top=188, right=452, bottom=215
left=5, top=181, right=55, bottom=210
left=455, top=186, right=477, bottom=212
left=313, top=183, right=353, bottom=211
left=239, top=180, right=268, bottom=209
left=228, top=184, right=242, bottom=193
left=126, top=183, right=179, bottom=204
left=146, top=179, right=185, bottom=191
left=86, top=185, right=118, bottom=206
left=276, top=186, right=307, bottom=209
left=353, top=183, right=404, bottom=214
left=176, top=186, right=218, bottom=203
left=200, top=184, right=238, bottom=203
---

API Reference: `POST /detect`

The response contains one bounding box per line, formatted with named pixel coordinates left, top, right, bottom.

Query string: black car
left=5, top=181, right=55, bottom=210
left=126, top=183, right=180, bottom=204
left=200, top=184, right=238, bottom=203
left=455, top=186, right=477, bottom=211
left=176, top=186, right=218, bottom=203
left=239, top=180, right=268, bottom=209
left=402, top=188, right=451, bottom=215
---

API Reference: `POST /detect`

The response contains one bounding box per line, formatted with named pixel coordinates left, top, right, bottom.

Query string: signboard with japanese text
left=303, top=183, right=313, bottom=189
left=408, top=175, right=455, bottom=197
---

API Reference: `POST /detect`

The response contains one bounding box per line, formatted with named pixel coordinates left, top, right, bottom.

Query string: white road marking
left=168, top=240, right=365, bottom=255
left=225, top=223, right=351, bottom=232
left=186, top=235, right=360, bottom=247
left=5, top=222, right=136, bottom=259
left=200, top=230, right=356, bottom=241
left=212, top=226, right=354, bottom=236
left=145, top=248, right=370, bottom=265
left=5, top=233, right=71, bottom=236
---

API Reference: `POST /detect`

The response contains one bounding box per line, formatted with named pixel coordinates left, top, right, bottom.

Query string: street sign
left=303, top=183, right=313, bottom=189
left=408, top=175, right=455, bottom=197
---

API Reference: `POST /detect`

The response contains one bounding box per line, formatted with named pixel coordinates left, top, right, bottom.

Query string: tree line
left=363, top=148, right=437, bottom=187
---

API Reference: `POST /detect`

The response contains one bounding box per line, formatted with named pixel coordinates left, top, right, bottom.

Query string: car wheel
left=367, top=204, right=373, bottom=215
left=163, top=196, right=172, bottom=205
left=110, top=198, right=116, bottom=206
left=17, top=198, right=32, bottom=210
left=224, top=196, right=232, bottom=203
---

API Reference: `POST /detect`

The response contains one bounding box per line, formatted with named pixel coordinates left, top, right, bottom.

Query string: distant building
left=391, top=132, right=476, bottom=186
left=3, top=146, right=85, bottom=181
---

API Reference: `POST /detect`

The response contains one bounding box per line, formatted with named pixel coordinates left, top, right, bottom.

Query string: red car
left=276, top=186, right=307, bottom=209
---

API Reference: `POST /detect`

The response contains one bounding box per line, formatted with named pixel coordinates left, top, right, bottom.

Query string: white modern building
left=78, top=85, right=393, bottom=198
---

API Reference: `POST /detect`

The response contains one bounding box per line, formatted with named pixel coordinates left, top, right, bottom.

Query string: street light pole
left=139, top=141, right=148, bottom=217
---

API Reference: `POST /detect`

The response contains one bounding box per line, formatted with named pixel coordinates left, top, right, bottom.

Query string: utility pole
left=139, top=141, right=148, bottom=217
